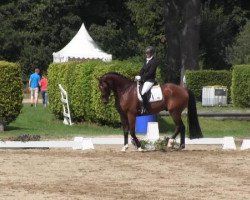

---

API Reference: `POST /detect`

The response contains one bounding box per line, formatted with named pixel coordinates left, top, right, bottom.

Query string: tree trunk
left=164, top=0, right=182, bottom=84
left=165, top=0, right=201, bottom=84
left=180, top=0, right=201, bottom=70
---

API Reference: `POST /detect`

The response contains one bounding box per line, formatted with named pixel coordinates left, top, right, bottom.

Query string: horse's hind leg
left=169, top=111, right=185, bottom=149
left=166, top=125, right=180, bottom=148
left=179, top=122, right=185, bottom=149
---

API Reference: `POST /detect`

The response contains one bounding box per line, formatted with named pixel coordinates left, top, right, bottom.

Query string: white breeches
left=141, top=81, right=154, bottom=95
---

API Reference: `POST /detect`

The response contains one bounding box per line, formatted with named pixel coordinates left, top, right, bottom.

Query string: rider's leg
left=141, top=82, right=154, bottom=114
left=141, top=94, right=148, bottom=114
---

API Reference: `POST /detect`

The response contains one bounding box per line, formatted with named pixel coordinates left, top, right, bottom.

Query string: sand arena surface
left=0, top=145, right=249, bottom=200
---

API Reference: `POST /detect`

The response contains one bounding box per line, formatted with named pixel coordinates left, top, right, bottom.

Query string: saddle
left=137, top=82, right=163, bottom=102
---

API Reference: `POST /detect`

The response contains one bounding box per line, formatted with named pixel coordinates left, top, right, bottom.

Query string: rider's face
left=146, top=52, right=152, bottom=58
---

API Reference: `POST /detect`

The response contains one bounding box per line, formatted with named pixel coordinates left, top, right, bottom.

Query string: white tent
left=53, top=23, right=112, bottom=63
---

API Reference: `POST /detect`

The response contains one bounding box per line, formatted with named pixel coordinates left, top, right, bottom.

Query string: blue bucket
left=135, top=114, right=157, bottom=135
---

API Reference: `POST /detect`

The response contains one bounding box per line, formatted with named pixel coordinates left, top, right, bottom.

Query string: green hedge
left=48, top=60, right=162, bottom=126
left=186, top=70, right=232, bottom=101
left=48, top=61, right=101, bottom=121
left=231, top=65, right=250, bottom=107
left=0, top=61, right=23, bottom=126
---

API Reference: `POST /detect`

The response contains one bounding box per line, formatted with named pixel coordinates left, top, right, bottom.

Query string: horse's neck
left=111, top=77, right=134, bottom=99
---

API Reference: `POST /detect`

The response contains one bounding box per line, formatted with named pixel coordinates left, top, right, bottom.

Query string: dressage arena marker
left=241, top=139, right=250, bottom=150
left=146, top=122, right=160, bottom=142
left=73, top=137, right=94, bottom=150
left=0, top=137, right=94, bottom=150
left=222, top=137, right=236, bottom=150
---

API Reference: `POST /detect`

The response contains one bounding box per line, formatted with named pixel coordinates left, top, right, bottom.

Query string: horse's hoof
left=137, top=147, right=144, bottom=152
left=178, top=144, right=185, bottom=150
left=167, top=139, right=175, bottom=148
left=121, top=144, right=129, bottom=152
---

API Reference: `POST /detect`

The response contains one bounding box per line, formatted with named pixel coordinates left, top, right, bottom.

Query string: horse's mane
left=101, top=72, right=135, bottom=91
left=103, top=72, right=133, bottom=83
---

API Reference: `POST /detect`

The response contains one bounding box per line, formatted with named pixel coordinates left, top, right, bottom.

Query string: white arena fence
left=0, top=137, right=249, bottom=150
left=0, top=137, right=94, bottom=150
left=0, top=122, right=249, bottom=151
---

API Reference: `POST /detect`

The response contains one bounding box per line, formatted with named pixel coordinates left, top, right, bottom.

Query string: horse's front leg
left=127, top=112, right=143, bottom=151
left=120, top=114, right=129, bottom=152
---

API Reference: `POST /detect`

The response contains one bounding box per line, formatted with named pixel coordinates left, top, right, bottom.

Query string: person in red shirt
left=39, top=75, right=48, bottom=107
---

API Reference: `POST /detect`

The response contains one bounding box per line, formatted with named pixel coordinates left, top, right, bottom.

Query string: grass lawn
left=2, top=104, right=250, bottom=139
left=159, top=116, right=250, bottom=139
left=3, top=104, right=121, bottom=139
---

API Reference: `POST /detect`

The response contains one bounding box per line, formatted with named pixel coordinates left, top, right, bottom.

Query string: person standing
left=29, top=67, right=40, bottom=107
left=135, top=46, right=158, bottom=114
left=39, top=75, right=48, bottom=107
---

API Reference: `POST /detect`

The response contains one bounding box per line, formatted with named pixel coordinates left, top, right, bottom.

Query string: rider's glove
left=135, top=75, right=141, bottom=81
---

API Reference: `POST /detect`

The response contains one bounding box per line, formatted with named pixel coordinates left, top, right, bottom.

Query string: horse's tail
left=187, top=89, right=203, bottom=139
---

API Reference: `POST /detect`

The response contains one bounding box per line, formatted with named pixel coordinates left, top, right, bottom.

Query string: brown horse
left=98, top=72, right=202, bottom=151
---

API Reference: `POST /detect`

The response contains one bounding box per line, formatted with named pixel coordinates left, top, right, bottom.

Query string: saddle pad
left=137, top=84, right=163, bottom=102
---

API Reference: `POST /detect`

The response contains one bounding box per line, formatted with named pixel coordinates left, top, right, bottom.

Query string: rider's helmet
left=145, top=46, right=155, bottom=54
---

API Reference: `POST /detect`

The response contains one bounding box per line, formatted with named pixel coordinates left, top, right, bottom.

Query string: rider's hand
left=135, top=76, right=141, bottom=81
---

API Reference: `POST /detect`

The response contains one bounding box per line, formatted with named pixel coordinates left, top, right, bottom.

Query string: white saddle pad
left=137, top=83, right=163, bottom=102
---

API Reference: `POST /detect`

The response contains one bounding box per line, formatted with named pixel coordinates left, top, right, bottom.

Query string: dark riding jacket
left=139, top=57, right=158, bottom=83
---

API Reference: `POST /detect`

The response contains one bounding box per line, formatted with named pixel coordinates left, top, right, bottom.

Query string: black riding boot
left=141, top=93, right=149, bottom=115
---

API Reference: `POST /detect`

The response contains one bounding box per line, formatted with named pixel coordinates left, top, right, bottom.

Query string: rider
left=135, top=46, right=158, bottom=114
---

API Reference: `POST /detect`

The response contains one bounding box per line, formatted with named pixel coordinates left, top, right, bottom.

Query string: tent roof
left=53, top=23, right=112, bottom=61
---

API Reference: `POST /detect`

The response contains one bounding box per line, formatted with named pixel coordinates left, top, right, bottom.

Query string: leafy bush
left=48, top=61, right=101, bottom=121
left=47, top=63, right=67, bottom=118
left=186, top=70, right=232, bottom=101
left=49, top=60, right=163, bottom=126
left=0, top=61, right=23, bottom=127
left=231, top=65, right=250, bottom=107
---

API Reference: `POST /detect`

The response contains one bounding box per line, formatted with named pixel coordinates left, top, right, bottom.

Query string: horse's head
left=98, top=76, right=111, bottom=105
left=98, top=72, right=133, bottom=105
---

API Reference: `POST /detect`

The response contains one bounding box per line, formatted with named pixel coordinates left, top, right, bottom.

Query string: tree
left=126, top=0, right=165, bottom=60
left=200, top=2, right=247, bottom=70
left=0, top=0, right=125, bottom=78
left=227, top=20, right=250, bottom=64
left=89, top=0, right=166, bottom=62
left=89, top=20, right=138, bottom=59
left=0, top=0, right=249, bottom=80
left=165, top=0, right=201, bottom=84
left=0, top=0, right=82, bottom=79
